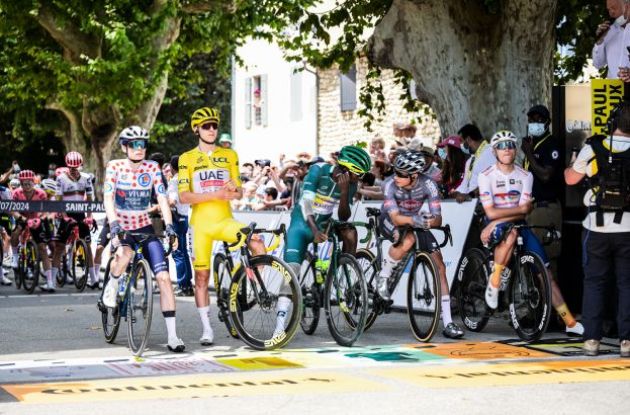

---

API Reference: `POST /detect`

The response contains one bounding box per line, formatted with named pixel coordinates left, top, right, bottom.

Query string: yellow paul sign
left=591, top=79, right=625, bottom=135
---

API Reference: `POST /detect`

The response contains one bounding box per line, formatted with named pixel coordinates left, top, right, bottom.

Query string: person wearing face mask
left=47, top=163, right=57, bottom=180
left=451, top=124, right=495, bottom=203
left=438, top=135, right=467, bottom=197
left=593, top=0, right=627, bottom=79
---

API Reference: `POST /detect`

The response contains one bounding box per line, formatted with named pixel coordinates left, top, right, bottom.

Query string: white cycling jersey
left=56, top=172, right=94, bottom=201
left=478, top=164, right=533, bottom=209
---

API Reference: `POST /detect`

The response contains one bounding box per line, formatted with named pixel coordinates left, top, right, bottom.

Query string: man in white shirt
left=167, top=155, right=193, bottom=296
left=596, top=0, right=628, bottom=79
left=451, top=124, right=495, bottom=203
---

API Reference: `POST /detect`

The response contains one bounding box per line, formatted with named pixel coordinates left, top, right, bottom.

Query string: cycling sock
left=275, top=296, right=291, bottom=331
left=198, top=306, right=212, bottom=334
left=162, top=311, right=177, bottom=340
left=94, top=262, right=101, bottom=280
left=381, top=251, right=400, bottom=279
left=441, top=295, right=452, bottom=326
left=490, top=264, right=505, bottom=289
left=89, top=266, right=97, bottom=284
left=45, top=269, right=53, bottom=286
left=556, top=302, right=576, bottom=328
left=51, top=267, right=58, bottom=282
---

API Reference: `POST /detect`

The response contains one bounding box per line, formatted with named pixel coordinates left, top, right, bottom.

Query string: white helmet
left=490, top=130, right=517, bottom=148
left=41, top=178, right=57, bottom=195
left=118, top=126, right=149, bottom=145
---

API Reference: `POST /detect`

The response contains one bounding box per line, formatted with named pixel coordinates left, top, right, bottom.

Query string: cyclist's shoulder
left=34, top=188, right=47, bottom=200
left=106, top=159, right=126, bottom=170
left=513, top=164, right=531, bottom=178
left=480, top=164, right=496, bottom=177
left=214, top=147, right=238, bottom=160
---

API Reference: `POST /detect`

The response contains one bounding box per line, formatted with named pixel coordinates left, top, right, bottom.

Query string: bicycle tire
left=324, top=253, right=368, bottom=347
left=213, top=253, right=239, bottom=339
left=407, top=252, right=441, bottom=342
left=22, top=240, right=39, bottom=294
left=355, top=249, right=379, bottom=331
left=73, top=239, right=89, bottom=292
left=58, top=248, right=72, bottom=287
left=509, top=251, right=552, bottom=342
left=14, top=249, right=23, bottom=290
left=299, top=251, right=321, bottom=335
left=99, top=257, right=121, bottom=343
left=229, top=255, right=301, bottom=351
left=127, top=259, right=153, bottom=356
left=456, top=248, right=491, bottom=332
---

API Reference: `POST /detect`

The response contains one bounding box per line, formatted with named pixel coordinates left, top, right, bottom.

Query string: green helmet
left=338, top=145, right=372, bottom=175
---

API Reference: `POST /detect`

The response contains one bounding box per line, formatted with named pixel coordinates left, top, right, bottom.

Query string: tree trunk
left=368, top=0, right=558, bottom=138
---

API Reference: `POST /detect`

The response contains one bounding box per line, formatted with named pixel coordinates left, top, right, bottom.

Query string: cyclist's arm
left=482, top=203, right=530, bottom=221
left=153, top=173, right=172, bottom=226
left=103, top=162, right=119, bottom=224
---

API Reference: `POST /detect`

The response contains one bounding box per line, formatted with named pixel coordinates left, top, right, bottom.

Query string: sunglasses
left=495, top=141, right=517, bottom=150
left=200, top=122, right=219, bottom=131
left=394, top=169, right=411, bottom=179
left=338, top=165, right=365, bottom=179
left=127, top=140, right=147, bottom=150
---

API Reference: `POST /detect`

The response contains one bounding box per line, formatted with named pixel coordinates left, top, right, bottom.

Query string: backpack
left=588, top=134, right=630, bottom=226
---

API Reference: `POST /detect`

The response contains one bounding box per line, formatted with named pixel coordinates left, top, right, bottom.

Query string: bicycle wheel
left=72, top=239, right=89, bottom=292
left=14, top=249, right=23, bottom=290
left=407, top=252, right=441, bottom=342
left=213, top=253, right=239, bottom=338
left=355, top=248, right=379, bottom=331
left=299, top=251, right=321, bottom=335
left=324, top=253, right=368, bottom=346
left=509, top=251, right=552, bottom=342
left=456, top=248, right=491, bottom=332
left=22, top=240, right=40, bottom=294
left=229, top=255, right=301, bottom=350
left=98, top=257, right=121, bottom=343
left=127, top=259, right=154, bottom=356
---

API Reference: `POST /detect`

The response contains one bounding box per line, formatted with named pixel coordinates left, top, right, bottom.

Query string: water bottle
left=499, top=268, right=511, bottom=291
left=118, top=277, right=127, bottom=297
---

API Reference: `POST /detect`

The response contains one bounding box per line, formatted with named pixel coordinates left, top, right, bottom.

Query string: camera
left=255, top=159, right=271, bottom=168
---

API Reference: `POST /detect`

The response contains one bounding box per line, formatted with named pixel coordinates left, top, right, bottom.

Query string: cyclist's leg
left=102, top=234, right=134, bottom=308
left=10, top=221, right=23, bottom=268
left=336, top=223, right=358, bottom=255
left=521, top=228, right=582, bottom=334
left=75, top=216, right=96, bottom=282
left=52, top=217, right=73, bottom=284
left=377, top=221, right=415, bottom=299
left=93, top=220, right=110, bottom=286
left=190, top=226, right=214, bottom=343
left=484, top=222, right=516, bottom=309
left=284, top=219, right=313, bottom=276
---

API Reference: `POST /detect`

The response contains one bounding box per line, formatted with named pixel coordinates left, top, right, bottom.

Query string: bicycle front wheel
left=229, top=255, right=301, bottom=350
left=99, top=257, right=121, bottom=343
left=355, top=249, right=379, bottom=331
left=73, top=239, right=89, bottom=292
left=456, top=248, right=491, bottom=332
left=127, top=259, right=154, bottom=356
left=407, top=252, right=441, bottom=342
left=509, top=251, right=552, bottom=342
left=324, top=253, right=368, bottom=346
left=299, top=251, right=321, bottom=335
left=213, top=253, right=239, bottom=338
left=22, top=240, right=40, bottom=294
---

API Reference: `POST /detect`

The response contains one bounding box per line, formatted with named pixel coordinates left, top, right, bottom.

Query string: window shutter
left=261, top=74, right=269, bottom=127
left=339, top=65, right=357, bottom=112
left=245, top=77, right=252, bottom=129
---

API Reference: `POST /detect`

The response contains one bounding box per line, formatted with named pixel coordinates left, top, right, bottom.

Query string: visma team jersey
left=379, top=174, right=441, bottom=229
left=12, top=188, right=47, bottom=219
left=478, top=164, right=533, bottom=209
left=55, top=172, right=94, bottom=201
left=178, top=147, right=241, bottom=226
left=104, top=159, right=165, bottom=231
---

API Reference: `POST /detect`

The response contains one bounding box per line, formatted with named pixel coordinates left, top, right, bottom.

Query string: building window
left=340, top=65, right=357, bottom=112
left=245, top=74, right=268, bottom=128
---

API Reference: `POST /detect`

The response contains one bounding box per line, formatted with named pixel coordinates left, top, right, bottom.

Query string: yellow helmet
left=191, top=107, right=220, bottom=131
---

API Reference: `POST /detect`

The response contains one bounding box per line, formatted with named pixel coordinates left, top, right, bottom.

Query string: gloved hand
left=413, top=213, right=434, bottom=230
left=165, top=224, right=177, bottom=239
left=27, top=218, right=41, bottom=229
left=110, top=220, right=124, bottom=239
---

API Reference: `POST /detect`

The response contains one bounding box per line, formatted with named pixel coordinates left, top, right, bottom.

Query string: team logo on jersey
left=104, top=183, right=113, bottom=193
left=496, top=180, right=506, bottom=187
left=509, top=179, right=515, bottom=184
left=138, top=173, right=151, bottom=187
left=157, top=184, right=166, bottom=194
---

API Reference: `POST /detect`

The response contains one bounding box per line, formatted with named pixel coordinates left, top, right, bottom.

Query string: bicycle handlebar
left=393, top=224, right=453, bottom=249
left=225, top=223, right=286, bottom=253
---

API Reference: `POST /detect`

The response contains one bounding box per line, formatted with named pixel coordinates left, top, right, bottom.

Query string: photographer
left=565, top=101, right=630, bottom=357
left=593, top=0, right=627, bottom=79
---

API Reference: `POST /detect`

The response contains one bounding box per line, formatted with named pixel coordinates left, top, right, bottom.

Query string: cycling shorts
left=53, top=213, right=91, bottom=243
left=16, top=219, right=51, bottom=245
left=284, top=219, right=315, bottom=265
left=378, top=221, right=440, bottom=253
left=190, top=217, right=246, bottom=270
left=116, top=225, right=168, bottom=275
left=488, top=221, right=549, bottom=267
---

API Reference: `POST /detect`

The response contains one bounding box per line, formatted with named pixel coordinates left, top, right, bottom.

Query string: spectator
left=218, top=133, right=233, bottom=149
left=408, top=139, right=442, bottom=183
left=255, top=187, right=288, bottom=211
left=167, top=155, right=193, bottom=297
left=162, top=162, right=173, bottom=182
left=369, top=136, right=387, bottom=161
left=594, top=0, right=627, bottom=79
left=450, top=124, right=494, bottom=203
left=149, top=152, right=168, bottom=235
left=234, top=181, right=260, bottom=211
left=438, top=135, right=467, bottom=197
left=47, top=163, right=57, bottom=179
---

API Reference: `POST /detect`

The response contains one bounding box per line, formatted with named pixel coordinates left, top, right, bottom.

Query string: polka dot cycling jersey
left=104, top=159, right=166, bottom=231
left=478, top=164, right=533, bottom=209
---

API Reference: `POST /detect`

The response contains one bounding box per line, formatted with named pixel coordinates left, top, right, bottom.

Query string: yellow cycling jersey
left=178, top=146, right=242, bottom=225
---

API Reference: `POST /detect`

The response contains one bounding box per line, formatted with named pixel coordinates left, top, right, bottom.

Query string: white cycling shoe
left=200, top=328, right=214, bottom=346
left=566, top=321, right=584, bottom=337
left=102, top=277, right=119, bottom=308
left=485, top=283, right=499, bottom=310
left=167, top=337, right=186, bottom=353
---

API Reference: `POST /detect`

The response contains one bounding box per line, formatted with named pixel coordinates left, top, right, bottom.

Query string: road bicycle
left=456, top=223, right=554, bottom=341
left=15, top=219, right=42, bottom=294
left=56, top=217, right=94, bottom=291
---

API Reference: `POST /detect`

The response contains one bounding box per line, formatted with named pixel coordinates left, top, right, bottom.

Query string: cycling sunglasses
left=394, top=169, right=411, bottom=179
left=338, top=164, right=365, bottom=179
left=200, top=122, right=219, bottom=131
left=127, top=140, right=147, bottom=150
left=495, top=141, right=517, bottom=150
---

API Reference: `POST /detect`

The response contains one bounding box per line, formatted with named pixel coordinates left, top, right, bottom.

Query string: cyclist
left=375, top=150, right=464, bottom=339
left=1, top=183, right=13, bottom=285
left=51, top=152, right=99, bottom=289
left=479, top=131, right=583, bottom=335
left=10, top=170, right=54, bottom=291
left=101, top=126, right=184, bottom=352
left=283, top=145, right=371, bottom=335
left=178, top=107, right=266, bottom=345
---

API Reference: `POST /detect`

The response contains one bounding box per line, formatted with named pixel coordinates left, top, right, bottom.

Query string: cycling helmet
left=65, top=151, right=83, bottom=168
left=337, top=145, right=372, bottom=175
left=490, top=130, right=517, bottom=148
left=191, top=107, right=220, bottom=131
left=394, top=150, right=427, bottom=174
left=118, top=125, right=149, bottom=145
left=18, top=170, right=35, bottom=181
left=55, top=167, right=70, bottom=177
left=41, top=178, right=57, bottom=195
left=9, top=178, right=20, bottom=188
